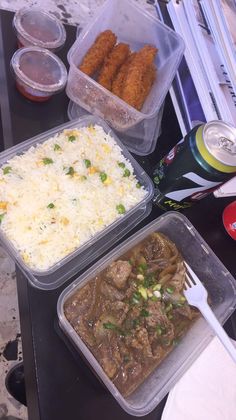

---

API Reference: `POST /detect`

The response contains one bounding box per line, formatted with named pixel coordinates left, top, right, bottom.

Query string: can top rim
left=203, top=121, right=236, bottom=167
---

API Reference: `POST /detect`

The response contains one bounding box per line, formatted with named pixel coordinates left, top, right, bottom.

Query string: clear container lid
left=11, top=46, right=68, bottom=93
left=13, top=7, right=66, bottom=50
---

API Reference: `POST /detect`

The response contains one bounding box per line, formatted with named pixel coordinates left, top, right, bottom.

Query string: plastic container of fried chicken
left=57, top=212, right=236, bottom=416
left=66, top=0, right=185, bottom=155
left=67, top=100, right=165, bottom=156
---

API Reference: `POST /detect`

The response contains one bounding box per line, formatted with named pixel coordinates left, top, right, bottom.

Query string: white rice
left=0, top=125, right=147, bottom=271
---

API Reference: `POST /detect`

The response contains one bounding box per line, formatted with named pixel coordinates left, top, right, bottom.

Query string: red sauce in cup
left=13, top=8, right=66, bottom=51
left=11, top=47, right=67, bottom=102
left=15, top=81, right=52, bottom=102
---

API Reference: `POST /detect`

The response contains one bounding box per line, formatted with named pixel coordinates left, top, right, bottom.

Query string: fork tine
left=184, top=274, right=190, bottom=288
left=184, top=261, right=198, bottom=284
left=185, top=272, right=194, bottom=289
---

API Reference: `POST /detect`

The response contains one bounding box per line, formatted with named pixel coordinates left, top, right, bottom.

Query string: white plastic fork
left=184, top=261, right=236, bottom=363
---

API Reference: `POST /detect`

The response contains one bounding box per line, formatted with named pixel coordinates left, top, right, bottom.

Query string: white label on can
left=165, top=172, right=221, bottom=202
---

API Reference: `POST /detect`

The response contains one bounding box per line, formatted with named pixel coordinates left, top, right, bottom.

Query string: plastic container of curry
left=57, top=212, right=236, bottom=416
left=0, top=115, right=153, bottom=290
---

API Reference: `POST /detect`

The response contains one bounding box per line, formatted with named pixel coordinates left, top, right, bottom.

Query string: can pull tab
left=218, top=137, right=236, bottom=154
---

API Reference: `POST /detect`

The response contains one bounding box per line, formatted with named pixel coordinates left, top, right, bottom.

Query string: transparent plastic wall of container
left=58, top=212, right=236, bottom=416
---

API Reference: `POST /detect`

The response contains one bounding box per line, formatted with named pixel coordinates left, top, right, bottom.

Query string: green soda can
left=153, top=121, right=236, bottom=211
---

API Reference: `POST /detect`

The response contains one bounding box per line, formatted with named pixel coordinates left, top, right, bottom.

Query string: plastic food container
left=13, top=8, right=66, bottom=51
left=67, top=101, right=164, bottom=156
left=0, top=116, right=153, bottom=290
left=57, top=212, right=236, bottom=416
left=11, top=46, right=67, bottom=102
left=66, top=0, right=184, bottom=135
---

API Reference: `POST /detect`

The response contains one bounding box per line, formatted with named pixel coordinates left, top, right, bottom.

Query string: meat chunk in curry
left=64, top=232, right=198, bottom=397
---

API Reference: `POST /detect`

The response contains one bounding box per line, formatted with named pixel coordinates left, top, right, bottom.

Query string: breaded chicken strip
left=121, top=45, right=157, bottom=109
left=135, top=63, right=156, bottom=110
left=79, top=30, right=117, bottom=76
left=98, top=43, right=130, bottom=91
left=111, top=53, right=136, bottom=98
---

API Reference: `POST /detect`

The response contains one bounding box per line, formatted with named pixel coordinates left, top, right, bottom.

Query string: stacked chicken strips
left=79, top=30, right=158, bottom=111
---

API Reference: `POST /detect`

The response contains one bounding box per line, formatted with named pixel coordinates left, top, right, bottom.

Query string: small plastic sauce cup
left=11, top=47, right=68, bottom=102
left=13, top=8, right=66, bottom=51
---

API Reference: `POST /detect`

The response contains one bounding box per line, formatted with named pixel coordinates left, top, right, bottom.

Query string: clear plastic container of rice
left=57, top=212, right=236, bottom=416
left=0, top=116, right=153, bottom=289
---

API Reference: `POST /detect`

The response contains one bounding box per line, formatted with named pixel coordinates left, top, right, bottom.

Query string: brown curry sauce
left=64, top=232, right=198, bottom=397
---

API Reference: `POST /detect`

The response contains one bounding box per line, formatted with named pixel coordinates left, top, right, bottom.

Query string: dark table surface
left=0, top=8, right=236, bottom=420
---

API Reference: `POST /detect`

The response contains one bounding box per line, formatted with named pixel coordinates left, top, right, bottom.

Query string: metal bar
left=0, top=10, right=14, bottom=149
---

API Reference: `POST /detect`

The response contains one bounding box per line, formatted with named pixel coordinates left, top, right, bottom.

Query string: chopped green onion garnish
left=168, top=313, right=173, bottom=320
left=124, top=355, right=130, bottom=363
left=156, top=326, right=163, bottom=336
left=103, top=322, right=117, bottom=330
left=103, top=322, right=126, bottom=336
left=166, top=287, right=174, bottom=294
left=0, top=213, right=6, bottom=223
left=81, top=175, right=87, bottom=180
left=153, top=284, right=162, bottom=291
left=165, top=303, right=173, bottom=313
left=157, top=325, right=166, bottom=335
left=142, top=277, right=149, bottom=288
left=176, top=302, right=184, bottom=308
left=116, top=204, right=126, bottom=214
left=118, top=162, right=125, bottom=168
left=68, top=135, right=76, bottom=142
left=179, top=296, right=186, bottom=302
left=54, top=144, right=61, bottom=151
left=84, top=159, right=91, bottom=168
left=132, top=291, right=141, bottom=304
left=47, top=203, right=55, bottom=209
left=137, top=263, right=147, bottom=273
left=136, top=182, right=141, bottom=188
left=66, top=166, right=75, bottom=176
left=3, top=166, right=12, bottom=175
left=143, top=274, right=155, bottom=288
left=140, top=309, right=149, bottom=317
left=151, top=296, right=158, bottom=302
left=133, top=291, right=141, bottom=300
left=43, top=158, right=53, bottom=165
left=138, top=286, right=148, bottom=300
left=123, top=168, right=131, bottom=177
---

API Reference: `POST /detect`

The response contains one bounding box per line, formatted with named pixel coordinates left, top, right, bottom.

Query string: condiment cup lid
left=13, top=8, right=66, bottom=50
left=11, top=46, right=68, bottom=93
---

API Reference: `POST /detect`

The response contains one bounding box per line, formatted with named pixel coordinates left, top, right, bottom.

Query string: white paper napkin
left=161, top=337, right=236, bottom=420
left=214, top=176, right=236, bottom=198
